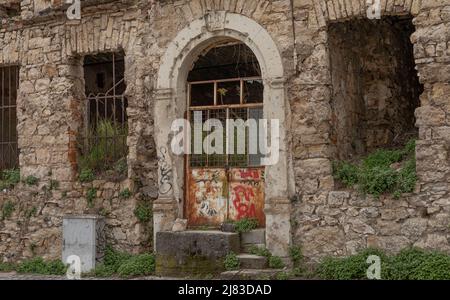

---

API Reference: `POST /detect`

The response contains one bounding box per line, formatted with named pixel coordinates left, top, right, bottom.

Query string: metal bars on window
left=0, top=66, right=19, bottom=171
left=187, top=77, right=263, bottom=168
left=81, top=52, right=127, bottom=172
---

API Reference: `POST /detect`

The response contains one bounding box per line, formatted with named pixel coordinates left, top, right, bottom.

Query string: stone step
left=237, top=254, right=267, bottom=269
left=220, top=269, right=285, bottom=280
left=240, top=229, right=265, bottom=245
left=241, top=243, right=266, bottom=253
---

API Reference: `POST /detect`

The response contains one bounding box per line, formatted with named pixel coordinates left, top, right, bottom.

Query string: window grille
left=80, top=52, right=128, bottom=173
left=0, top=65, right=19, bottom=172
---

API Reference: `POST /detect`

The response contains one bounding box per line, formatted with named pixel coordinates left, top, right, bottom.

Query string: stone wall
left=0, top=177, right=152, bottom=261
left=0, top=0, right=449, bottom=264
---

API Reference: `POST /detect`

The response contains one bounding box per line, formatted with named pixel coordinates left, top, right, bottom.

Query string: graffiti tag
left=158, top=147, right=173, bottom=195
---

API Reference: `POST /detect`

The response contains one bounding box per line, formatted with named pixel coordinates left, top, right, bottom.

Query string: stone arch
left=153, top=11, right=292, bottom=257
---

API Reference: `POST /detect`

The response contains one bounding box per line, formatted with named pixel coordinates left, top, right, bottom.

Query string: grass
left=79, top=119, right=128, bottom=175
left=333, top=139, right=417, bottom=198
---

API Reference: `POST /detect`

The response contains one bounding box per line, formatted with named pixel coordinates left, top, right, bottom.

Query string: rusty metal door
left=185, top=77, right=265, bottom=228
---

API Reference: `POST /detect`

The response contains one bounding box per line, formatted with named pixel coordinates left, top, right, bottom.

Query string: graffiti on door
left=187, top=168, right=265, bottom=227
left=186, top=168, right=228, bottom=226
left=229, top=168, right=265, bottom=227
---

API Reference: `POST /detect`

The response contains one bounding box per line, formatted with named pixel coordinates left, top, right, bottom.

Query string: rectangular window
left=0, top=66, right=19, bottom=171
left=80, top=52, right=128, bottom=175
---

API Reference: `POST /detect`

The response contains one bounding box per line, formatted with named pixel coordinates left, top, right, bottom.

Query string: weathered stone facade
left=0, top=0, right=449, bottom=264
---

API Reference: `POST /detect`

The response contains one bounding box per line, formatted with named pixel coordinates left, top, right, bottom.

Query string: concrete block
left=156, top=231, right=240, bottom=277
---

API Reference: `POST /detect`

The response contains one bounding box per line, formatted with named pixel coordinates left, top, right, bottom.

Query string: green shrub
left=0, top=169, right=20, bottom=190
left=234, top=218, right=259, bottom=233
left=79, top=168, right=95, bottom=183
left=269, top=256, right=285, bottom=269
left=332, top=161, right=359, bottom=187
left=316, top=248, right=386, bottom=280
left=119, top=188, right=132, bottom=199
left=332, top=140, right=417, bottom=198
left=0, top=262, right=16, bottom=272
left=1, top=201, right=15, bottom=220
left=224, top=252, right=240, bottom=271
left=384, top=248, right=450, bottom=280
left=24, top=175, right=39, bottom=186
left=16, top=257, right=67, bottom=275
left=134, top=202, right=152, bottom=223
left=358, top=165, right=398, bottom=197
left=90, top=246, right=155, bottom=278
left=117, top=254, right=155, bottom=278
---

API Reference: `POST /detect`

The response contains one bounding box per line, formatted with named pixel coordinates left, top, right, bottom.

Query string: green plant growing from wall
left=24, top=175, right=39, bottom=186
left=134, top=201, right=152, bottom=223
left=86, top=188, right=97, bottom=208
left=1, top=201, right=15, bottom=220
left=0, top=169, right=20, bottom=190
left=119, top=188, right=132, bottom=199
left=224, top=252, right=240, bottom=271
left=79, top=168, right=95, bottom=183
left=333, top=139, right=417, bottom=198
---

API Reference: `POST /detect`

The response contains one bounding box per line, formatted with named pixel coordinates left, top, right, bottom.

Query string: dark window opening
left=0, top=65, right=19, bottom=172
left=329, top=16, right=422, bottom=161
left=80, top=51, right=128, bottom=178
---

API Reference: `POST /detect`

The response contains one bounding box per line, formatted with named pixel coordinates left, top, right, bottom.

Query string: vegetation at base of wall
left=79, top=168, right=95, bottom=183
left=134, top=201, right=152, bottom=223
left=316, top=247, right=450, bottom=280
left=233, top=218, right=259, bottom=233
left=0, top=262, right=16, bottom=272
left=0, top=169, right=20, bottom=190
left=1, top=201, right=15, bottom=220
left=316, top=248, right=386, bottom=280
left=268, top=256, right=285, bottom=269
left=86, top=188, right=97, bottom=208
left=15, top=257, right=67, bottom=275
left=78, top=120, right=128, bottom=176
left=224, top=252, right=240, bottom=271
left=117, top=254, right=155, bottom=278
left=333, top=139, right=417, bottom=198
left=88, top=246, right=155, bottom=278
left=119, top=188, right=132, bottom=199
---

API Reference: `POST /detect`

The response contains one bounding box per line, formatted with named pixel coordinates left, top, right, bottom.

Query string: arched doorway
left=153, top=11, right=292, bottom=257
left=185, top=40, right=266, bottom=228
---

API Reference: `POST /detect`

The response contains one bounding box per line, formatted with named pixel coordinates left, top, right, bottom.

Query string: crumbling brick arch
left=153, top=11, right=293, bottom=257
left=312, top=0, right=420, bottom=25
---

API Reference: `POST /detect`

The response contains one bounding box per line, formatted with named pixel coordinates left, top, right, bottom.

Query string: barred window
left=80, top=52, right=128, bottom=177
left=0, top=66, right=19, bottom=171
